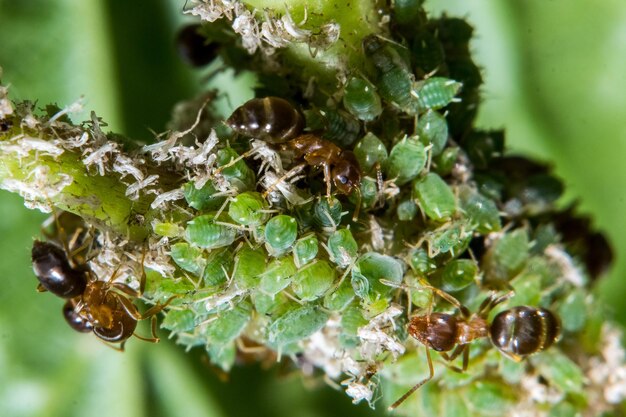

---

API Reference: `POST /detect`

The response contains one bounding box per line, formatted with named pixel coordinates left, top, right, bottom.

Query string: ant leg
left=351, top=186, right=362, bottom=222
left=462, top=344, right=470, bottom=372
left=388, top=346, right=434, bottom=411
left=323, top=163, right=332, bottom=200
left=141, top=296, right=177, bottom=319
left=417, top=280, right=471, bottom=318
left=477, top=291, right=515, bottom=316
left=132, top=318, right=160, bottom=343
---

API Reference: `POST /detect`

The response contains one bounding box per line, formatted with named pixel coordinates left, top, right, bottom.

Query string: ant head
left=332, top=151, right=361, bottom=194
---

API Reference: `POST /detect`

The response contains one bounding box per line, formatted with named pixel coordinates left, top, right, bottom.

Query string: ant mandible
left=224, top=96, right=362, bottom=200
left=32, top=211, right=173, bottom=350
left=388, top=282, right=560, bottom=411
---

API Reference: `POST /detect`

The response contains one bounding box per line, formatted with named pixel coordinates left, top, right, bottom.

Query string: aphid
left=185, top=214, right=237, bottom=250
left=388, top=287, right=560, bottom=410
left=362, top=35, right=419, bottom=115
left=291, top=260, right=336, bottom=301
left=327, top=228, right=358, bottom=268
left=304, top=107, right=361, bottom=148
left=385, top=136, right=427, bottom=186
left=176, top=24, right=220, bottom=67
left=264, top=214, right=298, bottom=253
left=343, top=77, right=383, bottom=122
left=226, top=96, right=304, bottom=144
left=412, top=172, right=456, bottom=222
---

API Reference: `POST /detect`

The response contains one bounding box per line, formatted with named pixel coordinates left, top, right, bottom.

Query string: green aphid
left=323, top=279, right=356, bottom=311
left=292, top=260, right=336, bottom=301
left=343, top=77, right=383, bottom=121
left=259, top=256, right=297, bottom=296
left=397, top=198, right=418, bottom=221
left=170, top=242, right=206, bottom=277
left=464, top=381, right=515, bottom=416
left=304, top=108, right=361, bottom=148
left=441, top=259, right=477, bottom=292
left=232, top=246, right=266, bottom=290
left=161, top=309, right=196, bottom=332
left=264, top=214, right=298, bottom=253
left=251, top=291, right=291, bottom=316
left=459, top=186, right=502, bottom=234
left=353, top=132, right=388, bottom=173
left=327, top=228, right=358, bottom=268
left=153, top=221, right=183, bottom=238
left=216, top=147, right=256, bottom=192
left=268, top=305, right=329, bottom=346
left=417, top=109, right=448, bottom=156
left=386, top=136, right=426, bottom=185
left=558, top=289, right=587, bottom=332
left=228, top=191, right=270, bottom=226
left=413, top=172, right=456, bottom=221
left=183, top=181, right=227, bottom=211
left=393, top=0, right=424, bottom=27
left=425, top=221, right=473, bottom=257
left=363, top=34, right=419, bottom=115
left=407, top=247, right=437, bottom=276
left=313, top=197, right=343, bottom=230
left=341, top=302, right=368, bottom=336
left=432, top=147, right=458, bottom=176
left=415, top=77, right=462, bottom=111
left=293, top=234, right=319, bottom=268
left=534, top=351, right=584, bottom=395
left=185, top=214, right=237, bottom=249
left=204, top=302, right=252, bottom=346
left=349, top=176, right=378, bottom=209
left=351, top=252, right=404, bottom=300
left=411, top=30, right=445, bottom=73
left=483, top=228, right=529, bottom=283
left=206, top=342, right=236, bottom=372
left=202, top=247, right=233, bottom=286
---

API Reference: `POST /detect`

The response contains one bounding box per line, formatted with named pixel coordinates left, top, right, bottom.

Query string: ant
left=224, top=96, right=362, bottom=203
left=387, top=282, right=560, bottom=411
left=31, top=211, right=173, bottom=350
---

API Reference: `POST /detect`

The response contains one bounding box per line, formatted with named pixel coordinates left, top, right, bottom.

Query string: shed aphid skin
left=387, top=283, right=560, bottom=411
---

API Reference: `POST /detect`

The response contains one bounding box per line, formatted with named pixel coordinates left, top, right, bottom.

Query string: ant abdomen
left=62, top=299, right=93, bottom=333
left=226, top=97, right=304, bottom=143
left=32, top=240, right=87, bottom=298
left=490, top=306, right=560, bottom=359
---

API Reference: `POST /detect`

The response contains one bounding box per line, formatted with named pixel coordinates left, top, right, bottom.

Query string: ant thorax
left=456, top=316, right=488, bottom=345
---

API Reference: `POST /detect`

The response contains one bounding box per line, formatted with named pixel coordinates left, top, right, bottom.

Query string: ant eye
left=338, top=175, right=349, bottom=184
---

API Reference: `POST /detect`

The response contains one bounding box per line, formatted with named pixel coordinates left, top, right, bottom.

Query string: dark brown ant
left=224, top=97, right=362, bottom=205
left=388, top=283, right=560, bottom=410
left=32, top=211, right=172, bottom=350
left=226, top=96, right=304, bottom=144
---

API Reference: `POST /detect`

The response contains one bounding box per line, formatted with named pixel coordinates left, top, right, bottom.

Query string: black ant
left=224, top=96, right=362, bottom=201
left=31, top=211, right=172, bottom=350
left=388, top=282, right=560, bottom=410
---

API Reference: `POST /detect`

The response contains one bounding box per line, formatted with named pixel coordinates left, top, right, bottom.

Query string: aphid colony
left=23, top=6, right=611, bottom=414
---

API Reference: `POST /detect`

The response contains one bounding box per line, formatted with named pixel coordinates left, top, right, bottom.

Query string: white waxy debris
left=64, top=132, right=90, bottom=149
left=300, top=316, right=343, bottom=379
left=358, top=304, right=405, bottom=360
left=344, top=382, right=374, bottom=404
left=48, top=97, right=84, bottom=124
left=204, top=286, right=247, bottom=311
left=233, top=9, right=261, bottom=53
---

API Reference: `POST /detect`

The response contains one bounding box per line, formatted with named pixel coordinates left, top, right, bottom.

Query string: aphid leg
left=213, top=147, right=257, bottom=176
left=388, top=346, right=434, bottom=411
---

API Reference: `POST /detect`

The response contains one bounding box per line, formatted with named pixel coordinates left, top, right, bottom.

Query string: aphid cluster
left=31, top=213, right=167, bottom=350
left=3, top=0, right=617, bottom=415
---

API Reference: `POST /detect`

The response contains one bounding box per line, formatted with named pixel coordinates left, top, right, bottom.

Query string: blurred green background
left=0, top=1, right=624, bottom=416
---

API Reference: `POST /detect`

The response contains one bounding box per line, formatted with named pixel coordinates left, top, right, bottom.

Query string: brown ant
left=388, top=282, right=560, bottom=411
left=224, top=97, right=362, bottom=204
left=32, top=211, right=173, bottom=350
